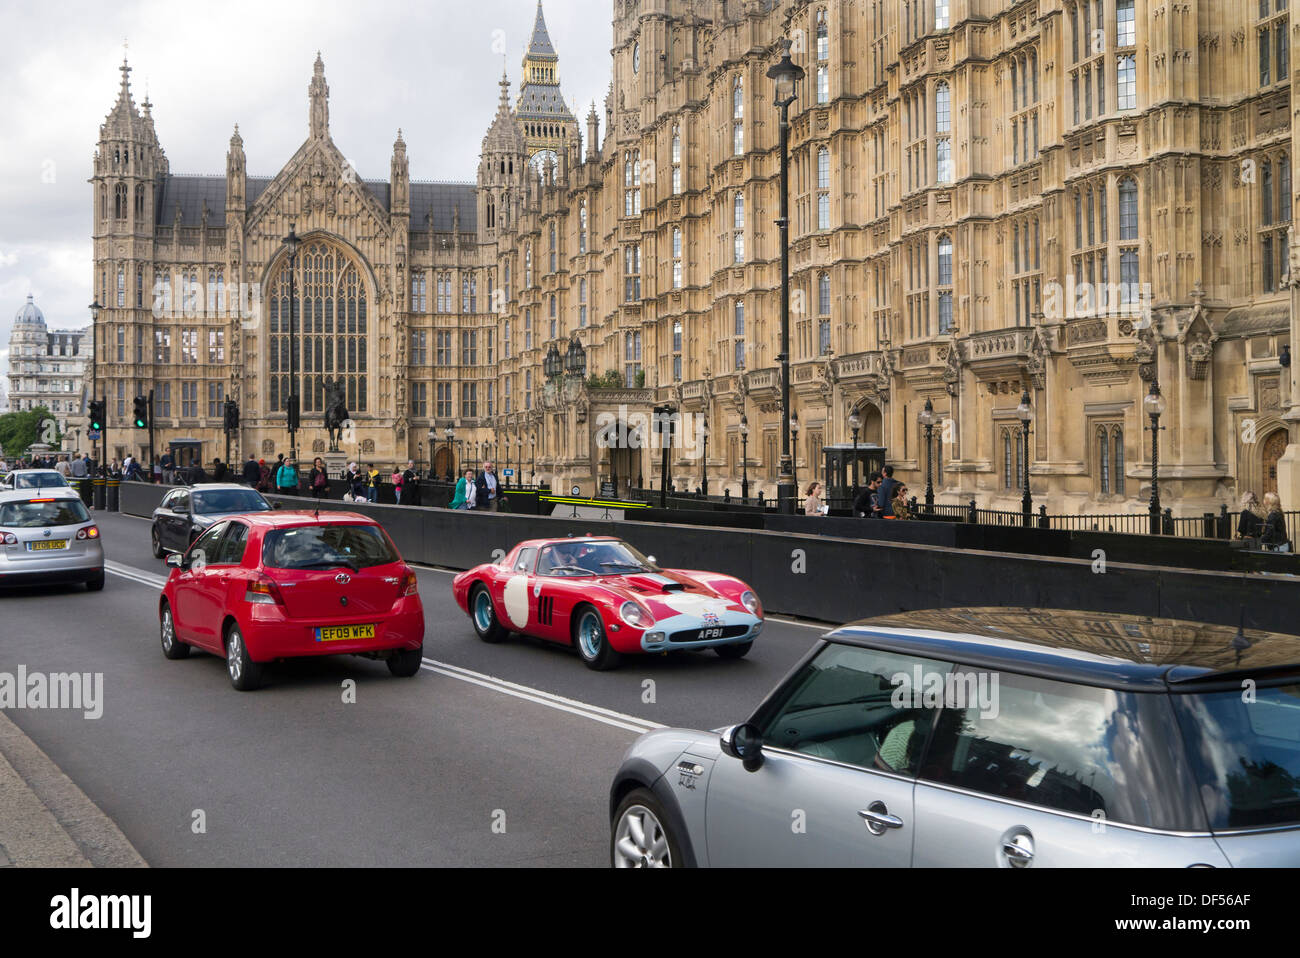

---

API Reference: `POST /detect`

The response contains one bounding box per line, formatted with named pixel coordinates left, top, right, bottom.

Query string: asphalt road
left=0, top=511, right=829, bottom=867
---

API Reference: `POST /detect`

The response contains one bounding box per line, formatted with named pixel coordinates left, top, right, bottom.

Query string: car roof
left=231, top=511, right=379, bottom=530
left=514, top=536, right=621, bottom=550
left=182, top=484, right=264, bottom=493
left=831, top=607, right=1300, bottom=691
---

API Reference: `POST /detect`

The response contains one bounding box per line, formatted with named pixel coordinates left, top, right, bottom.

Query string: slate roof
left=528, top=2, right=556, bottom=58
left=518, top=84, right=574, bottom=119
left=152, top=175, right=477, bottom=233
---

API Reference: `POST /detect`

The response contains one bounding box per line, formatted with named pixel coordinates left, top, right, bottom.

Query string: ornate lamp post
left=700, top=415, right=709, bottom=497
left=427, top=427, right=438, bottom=480
left=848, top=410, right=862, bottom=495
left=417, top=440, right=424, bottom=479
left=282, top=226, right=302, bottom=460
left=919, top=398, right=936, bottom=513
left=767, top=38, right=804, bottom=515
left=517, top=436, right=524, bottom=484
left=445, top=426, right=456, bottom=482
left=739, top=414, right=751, bottom=503
left=531, top=435, right=537, bottom=482
left=1017, top=389, right=1034, bottom=528
left=1144, top=380, right=1167, bottom=535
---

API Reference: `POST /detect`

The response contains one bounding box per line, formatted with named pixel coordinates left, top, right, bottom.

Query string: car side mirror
left=273, top=502, right=284, bottom=510
left=720, top=723, right=764, bottom=773
left=166, top=554, right=184, bottom=569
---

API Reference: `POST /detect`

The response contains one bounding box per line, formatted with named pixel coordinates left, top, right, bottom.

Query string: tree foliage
left=0, top=406, right=59, bottom=457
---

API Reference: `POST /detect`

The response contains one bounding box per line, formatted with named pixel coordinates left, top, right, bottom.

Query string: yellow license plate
left=316, top=624, right=376, bottom=642
left=29, top=539, right=68, bottom=551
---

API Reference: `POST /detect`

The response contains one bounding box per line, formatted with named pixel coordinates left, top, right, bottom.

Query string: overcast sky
left=0, top=0, right=612, bottom=373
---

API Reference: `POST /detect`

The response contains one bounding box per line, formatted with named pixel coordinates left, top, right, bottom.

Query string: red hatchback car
left=159, top=512, right=425, bottom=690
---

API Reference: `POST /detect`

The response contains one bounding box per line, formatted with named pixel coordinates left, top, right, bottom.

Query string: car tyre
left=387, top=645, right=423, bottom=677
left=159, top=600, right=191, bottom=660
left=574, top=606, right=623, bottom=671
left=611, top=787, right=681, bottom=868
left=225, top=623, right=264, bottom=691
left=714, top=641, right=753, bottom=660
left=470, top=584, right=509, bottom=644
left=85, top=570, right=105, bottom=592
left=151, top=526, right=165, bottom=559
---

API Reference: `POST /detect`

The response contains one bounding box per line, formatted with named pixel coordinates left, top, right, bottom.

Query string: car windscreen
left=537, top=540, right=658, bottom=576
left=262, top=525, right=399, bottom=571
left=14, top=473, right=67, bottom=489
left=0, top=498, right=91, bottom=528
left=192, top=490, right=272, bottom=515
left=1171, top=683, right=1300, bottom=830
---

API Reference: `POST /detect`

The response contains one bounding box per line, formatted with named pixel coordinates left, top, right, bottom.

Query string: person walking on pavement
left=212, top=458, right=229, bottom=483
left=347, top=463, right=367, bottom=502
left=256, top=459, right=272, bottom=493
left=804, top=481, right=827, bottom=517
left=876, top=465, right=900, bottom=518
left=242, top=454, right=261, bottom=487
left=854, top=472, right=883, bottom=518
left=161, top=451, right=175, bottom=485
left=451, top=469, right=476, bottom=510
left=276, top=458, right=299, bottom=496
left=401, top=460, right=419, bottom=507
left=474, top=461, right=501, bottom=512
left=1260, top=492, right=1291, bottom=552
left=70, top=454, right=87, bottom=479
left=366, top=464, right=380, bottom=503
left=308, top=458, right=329, bottom=501
left=392, top=465, right=406, bottom=505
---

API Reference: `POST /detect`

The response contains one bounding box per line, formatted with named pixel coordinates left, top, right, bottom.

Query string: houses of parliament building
left=90, top=0, right=1300, bottom=515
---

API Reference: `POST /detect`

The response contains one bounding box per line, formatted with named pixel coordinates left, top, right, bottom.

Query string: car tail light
left=0, top=533, right=15, bottom=545
left=76, top=526, right=100, bottom=540
left=244, top=577, right=283, bottom=606
left=399, top=570, right=419, bottom=597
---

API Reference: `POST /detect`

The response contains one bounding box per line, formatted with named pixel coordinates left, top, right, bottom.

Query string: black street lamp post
left=445, top=427, right=456, bottom=483
left=919, top=398, right=936, bottom=513
left=701, top=417, right=709, bottom=497
left=768, top=39, right=804, bottom=515
left=1017, top=389, right=1034, bottom=528
left=849, top=410, right=862, bottom=495
left=88, top=302, right=103, bottom=463
left=1145, top=380, right=1167, bottom=535
left=739, top=414, right=750, bottom=503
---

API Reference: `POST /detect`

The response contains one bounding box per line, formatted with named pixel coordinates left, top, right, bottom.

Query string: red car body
left=159, top=512, right=425, bottom=689
left=452, top=536, right=763, bottom=669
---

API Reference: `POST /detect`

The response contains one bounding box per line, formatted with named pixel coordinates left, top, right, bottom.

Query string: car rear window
left=0, top=498, right=91, bottom=528
left=192, top=489, right=271, bottom=515
left=14, top=473, right=68, bottom=489
left=262, top=525, right=398, bottom=571
left=1171, top=683, right=1300, bottom=830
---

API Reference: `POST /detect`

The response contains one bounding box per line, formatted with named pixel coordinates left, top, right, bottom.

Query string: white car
left=1, top=469, right=69, bottom=491
left=0, top=488, right=104, bottom=591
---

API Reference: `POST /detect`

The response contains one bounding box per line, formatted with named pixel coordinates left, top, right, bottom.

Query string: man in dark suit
left=876, top=465, right=899, bottom=518
left=242, top=454, right=261, bottom=487
left=474, top=462, right=501, bottom=512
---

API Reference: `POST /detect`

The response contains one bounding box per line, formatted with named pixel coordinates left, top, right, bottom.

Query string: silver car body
left=1, top=470, right=70, bottom=491
left=610, top=609, right=1300, bottom=867
left=0, top=488, right=104, bottom=586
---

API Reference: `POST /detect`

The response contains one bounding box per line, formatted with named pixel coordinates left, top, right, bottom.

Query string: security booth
left=823, top=443, right=887, bottom=511
left=168, top=440, right=204, bottom=471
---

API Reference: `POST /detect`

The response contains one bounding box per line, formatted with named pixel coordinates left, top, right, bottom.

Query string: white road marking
left=105, top=560, right=166, bottom=589
left=421, top=659, right=664, bottom=735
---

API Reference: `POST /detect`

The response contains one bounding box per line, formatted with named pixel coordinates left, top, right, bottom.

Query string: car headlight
left=620, top=601, right=654, bottom=629
left=740, top=590, right=761, bottom=615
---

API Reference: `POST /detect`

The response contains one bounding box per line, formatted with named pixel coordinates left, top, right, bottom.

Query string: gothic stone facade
left=92, top=0, right=1300, bottom=513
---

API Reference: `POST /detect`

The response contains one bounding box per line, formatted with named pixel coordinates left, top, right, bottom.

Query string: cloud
left=0, top=0, right=611, bottom=343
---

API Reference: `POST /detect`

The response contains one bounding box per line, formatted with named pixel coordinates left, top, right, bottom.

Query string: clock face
left=530, top=149, right=558, bottom=174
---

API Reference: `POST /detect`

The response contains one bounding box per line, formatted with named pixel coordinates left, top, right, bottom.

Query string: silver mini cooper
left=609, top=608, right=1300, bottom=867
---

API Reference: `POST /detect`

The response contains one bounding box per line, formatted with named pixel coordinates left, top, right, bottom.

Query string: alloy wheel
left=613, top=805, right=672, bottom=868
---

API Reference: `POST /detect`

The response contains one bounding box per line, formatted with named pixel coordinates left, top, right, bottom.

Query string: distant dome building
left=6, top=295, right=90, bottom=451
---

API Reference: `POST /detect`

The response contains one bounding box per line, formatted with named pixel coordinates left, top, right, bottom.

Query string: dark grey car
left=151, top=484, right=272, bottom=557
left=609, top=608, right=1300, bottom=867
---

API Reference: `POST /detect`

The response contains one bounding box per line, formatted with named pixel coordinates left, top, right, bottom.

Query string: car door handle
left=858, top=802, right=904, bottom=836
left=1001, top=832, right=1035, bottom=868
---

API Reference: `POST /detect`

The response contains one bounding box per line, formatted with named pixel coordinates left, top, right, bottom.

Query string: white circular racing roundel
left=502, top=574, right=530, bottom=629
left=659, top=592, right=731, bottom=619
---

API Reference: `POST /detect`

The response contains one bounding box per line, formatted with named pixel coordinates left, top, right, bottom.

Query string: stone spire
left=309, top=52, right=329, bottom=139
left=586, top=102, right=599, bottom=161
left=391, top=129, right=409, bottom=213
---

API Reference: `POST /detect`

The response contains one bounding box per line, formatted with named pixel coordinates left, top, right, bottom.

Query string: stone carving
left=1186, top=332, right=1212, bottom=380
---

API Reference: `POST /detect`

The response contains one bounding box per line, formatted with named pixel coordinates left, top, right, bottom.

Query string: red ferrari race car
left=451, top=536, right=763, bottom=670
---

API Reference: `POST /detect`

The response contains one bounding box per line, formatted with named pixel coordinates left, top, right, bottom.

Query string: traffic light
left=224, top=398, right=240, bottom=431
left=286, top=394, right=300, bottom=432
left=88, top=400, right=105, bottom=432
left=132, top=396, right=149, bottom=430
